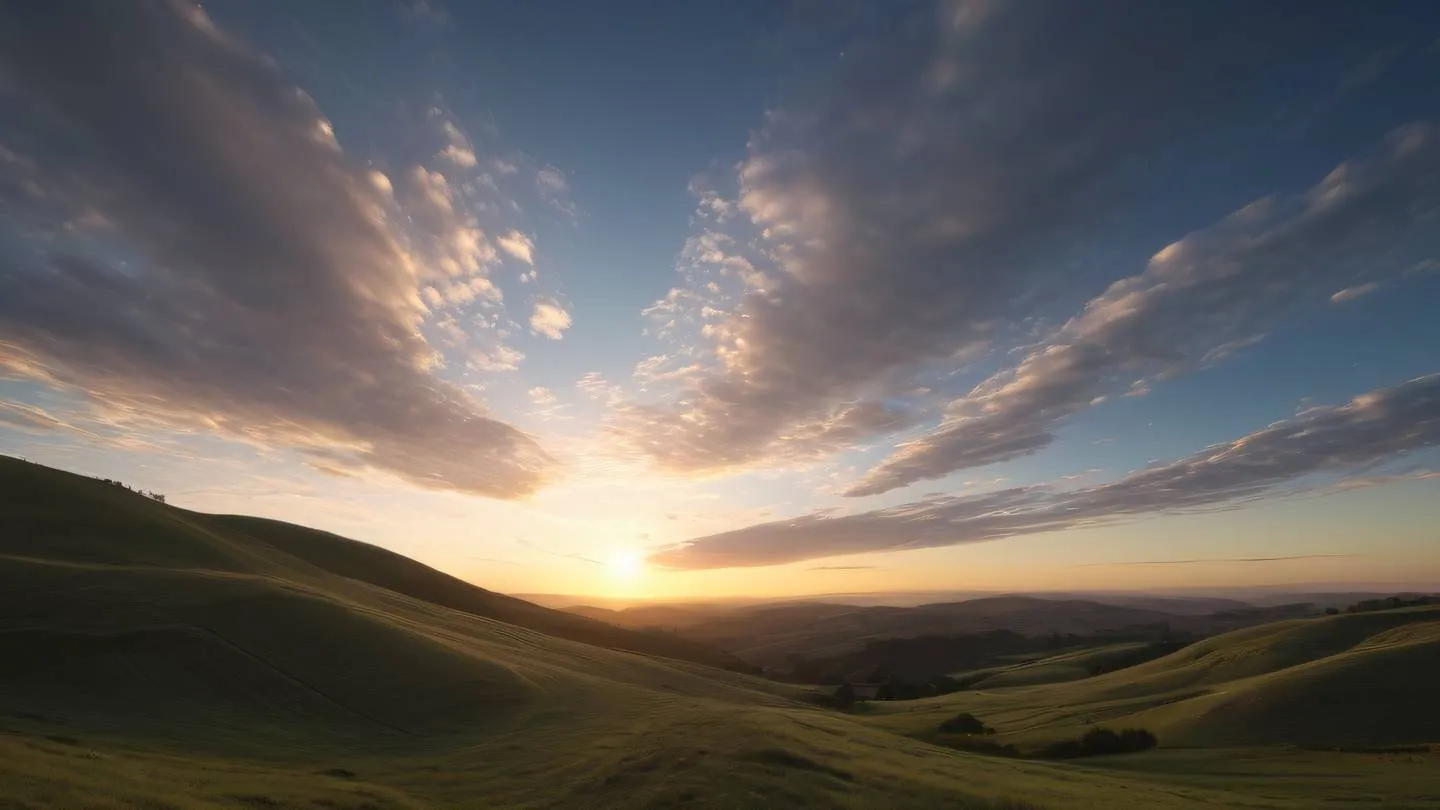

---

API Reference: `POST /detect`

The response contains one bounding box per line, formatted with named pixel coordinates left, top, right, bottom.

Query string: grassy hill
left=0, top=456, right=747, bottom=673
left=571, top=594, right=1317, bottom=669
left=958, top=641, right=1182, bottom=689
left=1, top=455, right=1437, bottom=808
left=869, top=605, right=1440, bottom=750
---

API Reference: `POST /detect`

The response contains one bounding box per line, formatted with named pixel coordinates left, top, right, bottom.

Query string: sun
left=607, top=549, right=645, bottom=581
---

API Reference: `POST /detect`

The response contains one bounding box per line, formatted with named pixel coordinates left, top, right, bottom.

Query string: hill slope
left=2, top=455, right=1438, bottom=809
left=871, top=605, right=1440, bottom=749
left=571, top=594, right=1318, bottom=669
left=0, top=456, right=746, bottom=672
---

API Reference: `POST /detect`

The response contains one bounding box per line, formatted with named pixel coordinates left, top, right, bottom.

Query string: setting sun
left=606, top=550, right=644, bottom=581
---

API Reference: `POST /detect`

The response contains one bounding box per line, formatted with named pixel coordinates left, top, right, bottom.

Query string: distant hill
left=569, top=594, right=1318, bottom=668
left=873, top=605, right=1440, bottom=750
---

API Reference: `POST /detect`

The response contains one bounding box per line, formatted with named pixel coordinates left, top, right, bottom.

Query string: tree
left=938, top=712, right=992, bottom=735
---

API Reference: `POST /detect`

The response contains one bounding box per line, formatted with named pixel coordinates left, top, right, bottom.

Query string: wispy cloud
left=620, top=0, right=1383, bottom=478
left=0, top=401, right=82, bottom=435
left=850, top=124, right=1439, bottom=496
left=0, top=1, right=552, bottom=498
left=1331, top=282, right=1381, bottom=304
left=652, top=373, right=1440, bottom=569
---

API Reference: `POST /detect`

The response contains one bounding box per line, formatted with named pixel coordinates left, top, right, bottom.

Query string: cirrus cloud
left=622, top=0, right=1383, bottom=478
left=850, top=124, right=1440, bottom=496
left=652, top=373, right=1440, bottom=569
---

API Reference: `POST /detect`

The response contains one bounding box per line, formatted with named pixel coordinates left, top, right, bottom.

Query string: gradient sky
left=1, top=0, right=1438, bottom=601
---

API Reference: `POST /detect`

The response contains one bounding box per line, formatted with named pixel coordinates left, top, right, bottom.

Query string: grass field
left=868, top=605, right=1440, bottom=751
left=2, top=456, right=1438, bottom=808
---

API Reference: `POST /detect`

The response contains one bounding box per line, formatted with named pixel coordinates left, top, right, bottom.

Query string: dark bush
left=1039, top=727, right=1156, bottom=758
left=1120, top=728, right=1157, bottom=750
left=938, top=712, right=993, bottom=735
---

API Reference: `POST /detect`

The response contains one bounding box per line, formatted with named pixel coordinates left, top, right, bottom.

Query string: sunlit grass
left=3, top=455, right=1439, bottom=809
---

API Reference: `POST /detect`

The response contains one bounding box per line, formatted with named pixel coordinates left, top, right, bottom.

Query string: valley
left=1, top=456, right=1438, bottom=808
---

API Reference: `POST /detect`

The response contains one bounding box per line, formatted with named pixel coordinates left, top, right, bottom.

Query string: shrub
left=938, top=712, right=993, bottom=735
left=1039, top=727, right=1156, bottom=758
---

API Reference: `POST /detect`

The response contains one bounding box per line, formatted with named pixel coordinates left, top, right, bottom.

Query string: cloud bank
left=850, top=124, right=1440, bottom=496
left=623, top=0, right=1379, bottom=476
left=652, top=373, right=1440, bottom=569
left=0, top=0, right=552, bottom=497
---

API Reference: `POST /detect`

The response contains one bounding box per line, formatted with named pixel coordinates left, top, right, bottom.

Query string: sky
left=1, top=0, right=1438, bottom=602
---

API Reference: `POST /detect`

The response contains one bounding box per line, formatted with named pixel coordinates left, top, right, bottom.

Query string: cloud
left=1308, top=468, right=1439, bottom=495
left=528, top=387, right=558, bottom=407
left=850, top=125, right=1440, bottom=496
left=440, top=143, right=478, bottom=167
left=529, top=300, right=572, bottom=339
left=435, top=115, right=478, bottom=167
left=1073, top=555, right=1358, bottom=568
left=0, top=0, right=552, bottom=498
left=576, top=372, right=623, bottom=405
left=1339, top=46, right=1406, bottom=93
left=621, top=0, right=1379, bottom=478
left=0, top=401, right=97, bottom=440
left=536, top=166, right=567, bottom=194
left=1331, top=282, right=1381, bottom=304
left=534, top=165, right=575, bottom=216
left=651, top=373, right=1440, bottom=569
left=497, top=230, right=535, bottom=264
left=397, top=164, right=503, bottom=298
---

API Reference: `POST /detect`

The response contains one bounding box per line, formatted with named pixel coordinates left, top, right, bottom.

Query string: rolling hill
left=1, top=454, right=1437, bottom=809
left=0, top=455, right=747, bottom=673
left=870, top=605, right=1440, bottom=749
left=567, top=594, right=1317, bottom=668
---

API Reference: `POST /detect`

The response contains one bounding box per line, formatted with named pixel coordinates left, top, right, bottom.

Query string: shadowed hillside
left=208, top=513, right=753, bottom=672
left=0, top=456, right=748, bottom=673
left=2, top=455, right=1438, bottom=809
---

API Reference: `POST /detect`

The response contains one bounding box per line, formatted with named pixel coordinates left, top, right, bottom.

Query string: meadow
left=2, top=455, right=1437, bottom=809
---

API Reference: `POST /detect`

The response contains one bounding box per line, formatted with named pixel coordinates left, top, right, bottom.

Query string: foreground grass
left=6, top=707, right=1439, bottom=809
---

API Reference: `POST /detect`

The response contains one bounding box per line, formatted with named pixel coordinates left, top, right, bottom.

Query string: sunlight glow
left=607, top=549, right=644, bottom=581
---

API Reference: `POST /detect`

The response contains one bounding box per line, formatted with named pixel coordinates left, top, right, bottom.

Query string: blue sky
left=0, top=0, right=1437, bottom=599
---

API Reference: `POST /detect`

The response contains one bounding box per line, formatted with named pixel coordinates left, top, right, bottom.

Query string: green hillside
left=961, top=641, right=1175, bottom=689
left=1, top=455, right=1437, bottom=808
left=870, top=605, right=1440, bottom=749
